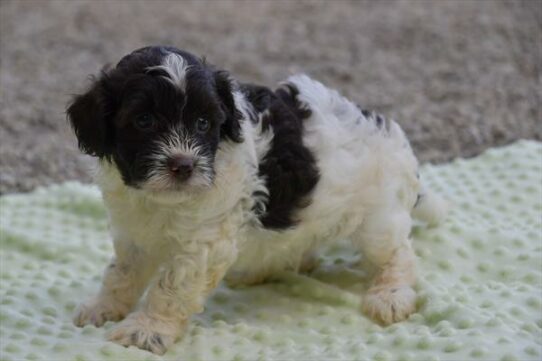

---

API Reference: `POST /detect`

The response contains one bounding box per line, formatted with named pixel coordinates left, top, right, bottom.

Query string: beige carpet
left=0, top=0, right=540, bottom=193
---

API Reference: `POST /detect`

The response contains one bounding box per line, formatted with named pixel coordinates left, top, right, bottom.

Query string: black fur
left=67, top=76, right=115, bottom=158
left=357, top=105, right=387, bottom=129
left=240, top=83, right=274, bottom=115
left=67, top=46, right=241, bottom=188
left=243, top=84, right=320, bottom=230
left=215, top=70, right=244, bottom=142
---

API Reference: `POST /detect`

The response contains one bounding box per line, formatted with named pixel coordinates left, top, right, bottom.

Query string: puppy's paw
left=74, top=296, right=130, bottom=327
left=107, top=311, right=185, bottom=355
left=363, top=285, right=416, bottom=325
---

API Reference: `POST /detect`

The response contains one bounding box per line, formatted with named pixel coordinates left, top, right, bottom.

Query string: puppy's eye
left=134, top=114, right=155, bottom=131
left=196, top=118, right=210, bottom=133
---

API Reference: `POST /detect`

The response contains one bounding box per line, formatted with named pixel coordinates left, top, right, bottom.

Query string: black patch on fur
left=356, top=104, right=391, bottom=130
left=215, top=70, right=244, bottom=142
left=66, top=72, right=117, bottom=158
left=376, top=114, right=384, bottom=128
left=240, top=83, right=274, bottom=115
left=414, top=193, right=424, bottom=208
left=360, top=108, right=371, bottom=118
left=244, top=83, right=320, bottom=229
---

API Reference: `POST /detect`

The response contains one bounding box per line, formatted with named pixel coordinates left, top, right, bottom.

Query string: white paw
left=73, top=296, right=130, bottom=327
left=107, top=311, right=185, bottom=355
left=363, top=285, right=417, bottom=325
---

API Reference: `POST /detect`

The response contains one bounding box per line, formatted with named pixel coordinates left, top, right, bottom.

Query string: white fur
left=74, top=74, right=446, bottom=354
left=229, top=74, right=420, bottom=283
left=146, top=53, right=190, bottom=91
left=144, top=127, right=213, bottom=191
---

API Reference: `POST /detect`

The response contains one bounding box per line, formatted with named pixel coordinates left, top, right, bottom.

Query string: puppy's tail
left=411, top=184, right=448, bottom=227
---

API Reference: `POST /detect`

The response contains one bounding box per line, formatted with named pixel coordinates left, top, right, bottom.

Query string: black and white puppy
left=68, top=46, right=446, bottom=354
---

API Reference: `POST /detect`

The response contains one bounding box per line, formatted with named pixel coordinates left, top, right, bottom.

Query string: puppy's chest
left=106, top=191, right=251, bottom=252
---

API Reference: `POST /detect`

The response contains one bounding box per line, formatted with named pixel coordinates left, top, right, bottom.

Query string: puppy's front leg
left=74, top=241, right=158, bottom=327
left=108, top=239, right=237, bottom=355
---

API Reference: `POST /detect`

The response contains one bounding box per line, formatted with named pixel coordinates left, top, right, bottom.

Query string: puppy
left=68, top=46, right=446, bottom=354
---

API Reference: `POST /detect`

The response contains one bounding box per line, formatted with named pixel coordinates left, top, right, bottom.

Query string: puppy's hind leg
left=354, top=209, right=417, bottom=325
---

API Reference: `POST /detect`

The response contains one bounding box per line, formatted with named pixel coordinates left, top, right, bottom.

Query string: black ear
left=214, top=70, right=244, bottom=143
left=66, top=74, right=114, bottom=158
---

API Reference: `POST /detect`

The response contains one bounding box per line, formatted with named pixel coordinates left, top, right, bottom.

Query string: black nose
left=167, top=155, right=194, bottom=180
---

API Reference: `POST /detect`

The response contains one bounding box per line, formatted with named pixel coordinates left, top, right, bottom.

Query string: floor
left=0, top=0, right=540, bottom=193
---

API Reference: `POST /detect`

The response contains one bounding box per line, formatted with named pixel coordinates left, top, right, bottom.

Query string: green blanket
left=1, top=141, right=541, bottom=361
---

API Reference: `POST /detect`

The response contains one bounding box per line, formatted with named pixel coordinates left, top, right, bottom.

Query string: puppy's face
left=67, top=46, right=243, bottom=192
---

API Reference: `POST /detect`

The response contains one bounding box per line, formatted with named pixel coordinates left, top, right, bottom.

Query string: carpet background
left=0, top=0, right=541, bottom=193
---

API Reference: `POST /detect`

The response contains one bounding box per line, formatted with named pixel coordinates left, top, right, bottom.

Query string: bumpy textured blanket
left=1, top=141, right=541, bottom=361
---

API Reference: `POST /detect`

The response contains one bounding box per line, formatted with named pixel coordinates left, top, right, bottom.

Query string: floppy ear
left=214, top=70, right=244, bottom=143
left=66, top=74, right=114, bottom=158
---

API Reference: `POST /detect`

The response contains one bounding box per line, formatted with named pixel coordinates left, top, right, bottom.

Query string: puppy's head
left=67, top=46, right=243, bottom=193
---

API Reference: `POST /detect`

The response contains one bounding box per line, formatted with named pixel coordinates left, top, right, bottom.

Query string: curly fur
left=68, top=46, right=447, bottom=354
